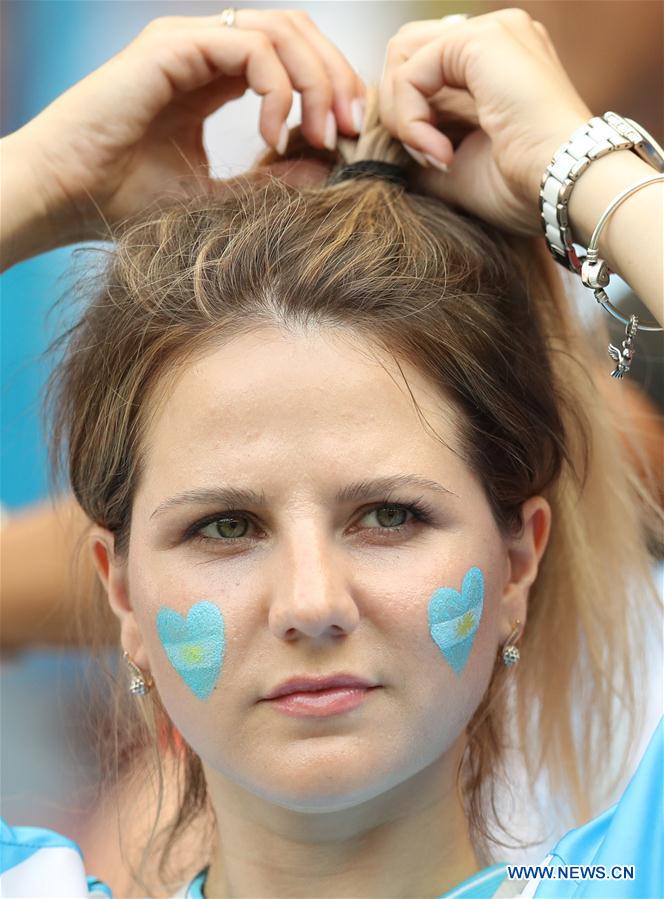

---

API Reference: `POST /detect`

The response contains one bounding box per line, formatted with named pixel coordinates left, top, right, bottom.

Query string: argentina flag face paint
left=156, top=601, right=225, bottom=700
left=428, top=567, right=484, bottom=675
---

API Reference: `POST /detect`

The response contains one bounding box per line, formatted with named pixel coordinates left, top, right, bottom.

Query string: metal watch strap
left=539, top=111, right=655, bottom=275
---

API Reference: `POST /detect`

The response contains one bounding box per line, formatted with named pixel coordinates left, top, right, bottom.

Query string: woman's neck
left=201, top=740, right=481, bottom=899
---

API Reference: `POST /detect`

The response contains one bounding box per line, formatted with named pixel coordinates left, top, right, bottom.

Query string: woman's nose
left=267, top=526, right=360, bottom=639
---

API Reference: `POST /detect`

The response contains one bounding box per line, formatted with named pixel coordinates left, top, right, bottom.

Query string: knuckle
left=385, top=35, right=406, bottom=62
left=287, top=9, right=314, bottom=26
left=268, top=86, right=291, bottom=112
left=390, top=59, right=408, bottom=83
left=495, top=7, right=533, bottom=28
left=311, top=79, right=334, bottom=102
left=252, top=30, right=273, bottom=52
left=270, top=9, right=292, bottom=24
left=142, top=16, right=173, bottom=33
left=266, top=20, right=293, bottom=44
left=386, top=32, right=404, bottom=50
left=396, top=19, right=424, bottom=36
left=331, top=67, right=357, bottom=93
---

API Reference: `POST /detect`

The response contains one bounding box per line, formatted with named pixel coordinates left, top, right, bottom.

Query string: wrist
left=567, top=148, right=663, bottom=325
left=566, top=149, right=659, bottom=263
left=1, top=130, right=75, bottom=271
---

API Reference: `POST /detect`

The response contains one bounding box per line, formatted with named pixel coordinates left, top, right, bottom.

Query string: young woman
left=1, top=8, right=662, bottom=898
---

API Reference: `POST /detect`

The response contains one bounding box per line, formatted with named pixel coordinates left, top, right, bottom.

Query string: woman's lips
left=264, top=686, right=379, bottom=718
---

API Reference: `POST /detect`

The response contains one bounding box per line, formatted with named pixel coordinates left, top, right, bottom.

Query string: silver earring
left=123, top=651, right=154, bottom=695
left=502, top=619, right=522, bottom=667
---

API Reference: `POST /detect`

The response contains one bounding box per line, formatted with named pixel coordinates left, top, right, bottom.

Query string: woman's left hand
left=379, top=8, right=593, bottom=236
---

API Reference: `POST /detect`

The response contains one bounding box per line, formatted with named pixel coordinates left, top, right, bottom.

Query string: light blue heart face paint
left=156, top=601, right=225, bottom=700
left=427, top=566, right=484, bottom=675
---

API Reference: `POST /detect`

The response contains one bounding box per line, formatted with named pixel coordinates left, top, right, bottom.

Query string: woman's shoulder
left=0, top=816, right=113, bottom=897
left=524, top=713, right=663, bottom=897
left=446, top=716, right=663, bottom=898
left=0, top=817, right=207, bottom=898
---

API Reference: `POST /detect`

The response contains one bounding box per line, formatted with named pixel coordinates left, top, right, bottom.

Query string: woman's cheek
left=135, top=556, right=499, bottom=712
left=415, top=560, right=504, bottom=716
left=155, top=600, right=226, bottom=702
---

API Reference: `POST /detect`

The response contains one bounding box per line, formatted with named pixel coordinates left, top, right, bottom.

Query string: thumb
left=409, top=128, right=541, bottom=237
left=410, top=128, right=492, bottom=207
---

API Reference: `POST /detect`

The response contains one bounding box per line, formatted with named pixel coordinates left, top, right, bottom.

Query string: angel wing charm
left=607, top=314, right=639, bottom=379
left=607, top=343, right=632, bottom=378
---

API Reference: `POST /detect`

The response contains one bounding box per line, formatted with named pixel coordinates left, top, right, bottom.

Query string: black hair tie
left=326, top=159, right=408, bottom=188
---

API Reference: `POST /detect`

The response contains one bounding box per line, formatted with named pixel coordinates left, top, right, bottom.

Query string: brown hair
left=44, top=89, right=662, bottom=895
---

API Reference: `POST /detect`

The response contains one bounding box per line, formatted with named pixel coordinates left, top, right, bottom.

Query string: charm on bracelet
left=540, top=111, right=663, bottom=380
left=579, top=174, right=664, bottom=379
left=581, top=256, right=640, bottom=377
left=607, top=315, right=639, bottom=378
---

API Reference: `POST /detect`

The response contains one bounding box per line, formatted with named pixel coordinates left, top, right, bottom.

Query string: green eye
left=365, top=506, right=409, bottom=528
left=187, top=499, right=436, bottom=546
left=199, top=516, right=250, bottom=540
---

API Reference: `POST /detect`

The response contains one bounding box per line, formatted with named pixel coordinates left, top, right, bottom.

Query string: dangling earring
left=123, top=650, right=154, bottom=695
left=502, top=619, right=522, bottom=667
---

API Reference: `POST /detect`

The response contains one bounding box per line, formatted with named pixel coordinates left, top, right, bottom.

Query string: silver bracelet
left=539, top=112, right=664, bottom=379
left=581, top=174, right=663, bottom=378
left=540, top=112, right=664, bottom=274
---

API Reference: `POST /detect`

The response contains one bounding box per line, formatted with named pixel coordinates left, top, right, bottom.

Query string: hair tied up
left=326, top=159, right=409, bottom=188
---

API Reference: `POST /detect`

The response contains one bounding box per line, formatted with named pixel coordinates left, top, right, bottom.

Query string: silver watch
left=539, top=111, right=664, bottom=275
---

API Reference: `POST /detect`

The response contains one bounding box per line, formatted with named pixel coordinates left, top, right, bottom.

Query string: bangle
left=539, top=112, right=663, bottom=380
left=540, top=112, right=664, bottom=275
left=580, top=174, right=663, bottom=379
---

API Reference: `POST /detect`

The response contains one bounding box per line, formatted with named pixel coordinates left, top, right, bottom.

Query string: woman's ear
left=499, top=495, right=552, bottom=641
left=89, top=526, right=150, bottom=671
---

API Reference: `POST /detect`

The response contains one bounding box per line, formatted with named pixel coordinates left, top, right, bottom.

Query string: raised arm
left=1, top=9, right=369, bottom=651
left=1, top=8, right=367, bottom=273
left=0, top=494, right=117, bottom=650
left=567, top=149, right=663, bottom=327
left=378, top=9, right=663, bottom=325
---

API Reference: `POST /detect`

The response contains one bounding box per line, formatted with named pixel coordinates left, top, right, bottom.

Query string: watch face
left=624, top=117, right=664, bottom=171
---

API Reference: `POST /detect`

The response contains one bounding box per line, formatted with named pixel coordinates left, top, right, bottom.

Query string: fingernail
left=403, top=143, right=429, bottom=167
left=424, top=154, right=449, bottom=173
left=276, top=122, right=289, bottom=156
left=324, top=110, right=337, bottom=151
left=351, top=97, right=366, bottom=134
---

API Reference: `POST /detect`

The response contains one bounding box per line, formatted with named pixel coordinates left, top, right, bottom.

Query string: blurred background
left=1, top=0, right=662, bottom=883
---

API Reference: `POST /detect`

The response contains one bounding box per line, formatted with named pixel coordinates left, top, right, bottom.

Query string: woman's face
left=97, top=327, right=550, bottom=812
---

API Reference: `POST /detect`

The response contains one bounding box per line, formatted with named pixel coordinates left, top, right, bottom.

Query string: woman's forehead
left=148, top=329, right=434, bottom=430
left=137, top=330, right=464, bottom=488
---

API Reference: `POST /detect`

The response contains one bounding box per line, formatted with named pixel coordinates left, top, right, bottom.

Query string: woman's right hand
left=3, top=9, right=365, bottom=250
left=378, top=8, right=592, bottom=237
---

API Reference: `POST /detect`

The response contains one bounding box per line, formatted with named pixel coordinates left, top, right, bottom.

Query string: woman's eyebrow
left=149, top=475, right=457, bottom=521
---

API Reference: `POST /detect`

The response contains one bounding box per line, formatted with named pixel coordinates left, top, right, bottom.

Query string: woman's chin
left=230, top=751, right=393, bottom=813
